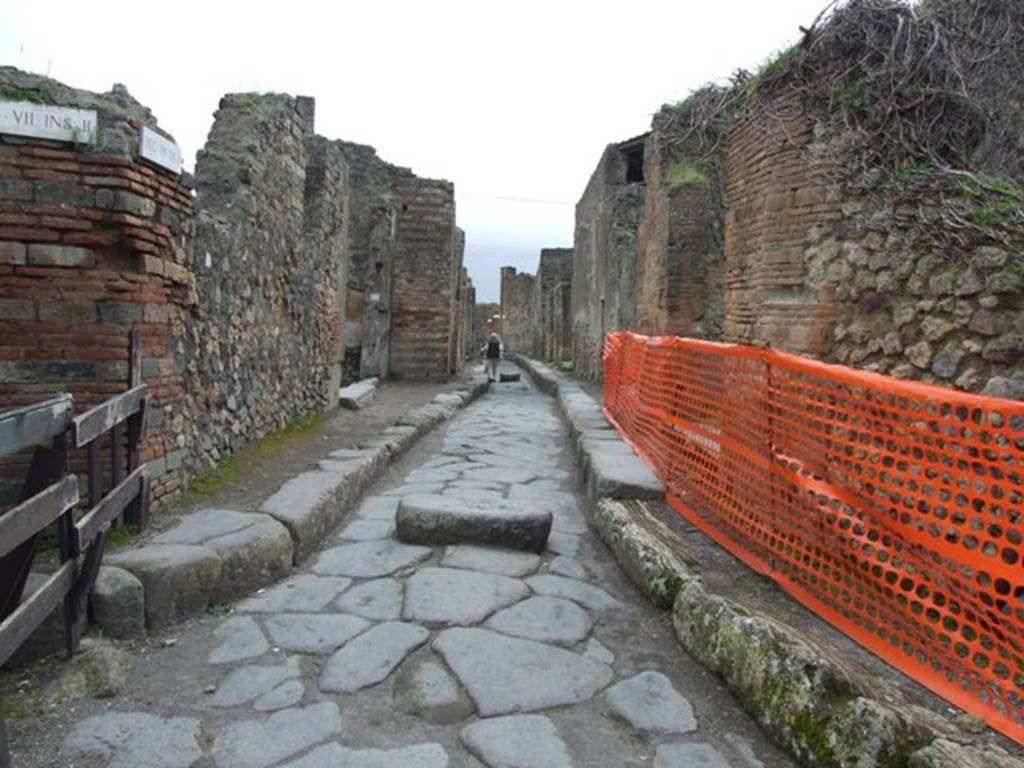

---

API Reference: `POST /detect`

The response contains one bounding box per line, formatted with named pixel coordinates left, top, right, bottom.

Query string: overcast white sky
left=2, top=0, right=829, bottom=302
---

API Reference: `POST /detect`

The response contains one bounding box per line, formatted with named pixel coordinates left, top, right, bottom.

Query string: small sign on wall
left=0, top=100, right=97, bottom=143
left=139, top=126, right=183, bottom=174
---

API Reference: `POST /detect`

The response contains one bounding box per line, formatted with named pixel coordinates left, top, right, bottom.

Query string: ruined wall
left=636, top=105, right=725, bottom=339
left=571, top=137, right=646, bottom=379
left=456, top=267, right=476, bottom=366
left=389, top=175, right=458, bottom=380
left=499, top=267, right=539, bottom=356
left=186, top=94, right=344, bottom=474
left=718, top=1, right=1024, bottom=395
left=538, top=248, right=573, bottom=361
left=722, top=93, right=839, bottom=355
left=476, top=302, right=500, bottom=349
left=0, top=70, right=195, bottom=510
left=334, top=141, right=397, bottom=382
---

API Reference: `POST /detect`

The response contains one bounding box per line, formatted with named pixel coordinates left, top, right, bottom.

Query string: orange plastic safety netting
left=603, top=330, right=1024, bottom=744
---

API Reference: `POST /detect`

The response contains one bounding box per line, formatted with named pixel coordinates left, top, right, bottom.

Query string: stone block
left=98, top=301, right=143, bottom=324
left=396, top=493, right=552, bottom=553
left=38, top=300, right=97, bottom=324
left=27, top=244, right=94, bottom=268
left=259, top=470, right=363, bottom=562
left=587, top=447, right=663, bottom=500
left=91, top=566, right=145, bottom=639
left=338, top=377, right=378, bottom=410
left=151, top=509, right=293, bottom=602
left=0, top=242, right=26, bottom=265
left=107, top=544, right=222, bottom=629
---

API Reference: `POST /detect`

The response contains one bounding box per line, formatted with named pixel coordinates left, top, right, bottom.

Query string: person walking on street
left=484, top=333, right=502, bottom=382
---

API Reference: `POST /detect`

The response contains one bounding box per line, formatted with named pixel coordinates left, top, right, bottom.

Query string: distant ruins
left=0, top=68, right=476, bottom=511
left=502, top=0, right=1024, bottom=399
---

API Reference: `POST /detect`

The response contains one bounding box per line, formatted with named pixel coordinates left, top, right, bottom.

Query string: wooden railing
left=0, top=329, right=149, bottom=765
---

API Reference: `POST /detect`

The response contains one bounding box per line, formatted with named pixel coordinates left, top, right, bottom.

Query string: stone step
left=396, top=493, right=552, bottom=553
left=338, top=377, right=379, bottom=410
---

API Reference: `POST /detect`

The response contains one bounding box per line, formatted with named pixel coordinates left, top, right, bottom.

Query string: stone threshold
left=94, top=376, right=490, bottom=633
left=512, top=355, right=1018, bottom=768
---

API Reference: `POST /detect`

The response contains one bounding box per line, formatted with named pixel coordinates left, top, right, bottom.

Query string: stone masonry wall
left=186, top=94, right=343, bottom=475
left=334, top=141, right=398, bottom=382
left=571, top=138, right=646, bottom=380
left=636, top=110, right=724, bottom=339
left=0, top=71, right=195, bottom=511
left=499, top=267, right=539, bottom=357
left=389, top=175, right=458, bottom=380
left=538, top=248, right=573, bottom=361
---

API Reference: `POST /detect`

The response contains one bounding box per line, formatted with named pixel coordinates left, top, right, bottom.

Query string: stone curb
left=510, top=357, right=1017, bottom=768
left=509, top=355, right=663, bottom=501
left=96, top=375, right=490, bottom=633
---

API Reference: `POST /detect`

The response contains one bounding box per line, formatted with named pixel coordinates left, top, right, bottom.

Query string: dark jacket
left=485, top=340, right=501, bottom=359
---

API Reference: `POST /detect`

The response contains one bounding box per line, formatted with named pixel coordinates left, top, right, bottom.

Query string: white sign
left=0, top=100, right=96, bottom=143
left=139, top=126, right=183, bottom=174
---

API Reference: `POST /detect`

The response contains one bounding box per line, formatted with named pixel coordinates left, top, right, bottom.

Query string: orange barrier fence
left=602, top=331, right=1024, bottom=744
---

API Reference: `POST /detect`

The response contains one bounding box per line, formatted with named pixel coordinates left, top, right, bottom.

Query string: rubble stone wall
left=499, top=267, right=539, bottom=357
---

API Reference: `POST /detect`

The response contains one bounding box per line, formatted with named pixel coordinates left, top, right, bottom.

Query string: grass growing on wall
left=666, top=157, right=709, bottom=189
left=186, top=412, right=328, bottom=498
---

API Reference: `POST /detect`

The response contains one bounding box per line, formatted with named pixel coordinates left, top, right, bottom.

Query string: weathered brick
left=0, top=299, right=35, bottom=320
left=0, top=178, right=34, bottom=201
left=34, top=180, right=94, bottom=207
left=26, top=243, right=94, bottom=267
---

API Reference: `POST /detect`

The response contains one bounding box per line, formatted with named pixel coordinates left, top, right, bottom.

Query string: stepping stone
left=510, top=487, right=587, bottom=535
left=441, top=545, right=540, bottom=578
left=150, top=509, right=293, bottom=601
left=526, top=575, right=619, bottom=611
left=320, top=622, right=429, bottom=693
left=210, top=658, right=301, bottom=708
left=211, top=702, right=341, bottom=768
left=237, top=575, right=352, bottom=614
left=356, top=495, right=400, bottom=520
left=605, top=672, right=697, bottom=734
left=485, top=596, right=592, bottom=646
left=439, top=488, right=506, bottom=505
left=393, top=655, right=474, bottom=724
left=655, top=743, right=731, bottom=768
left=397, top=494, right=551, bottom=553
left=461, top=714, right=573, bottom=768
left=209, top=617, right=269, bottom=664
left=63, top=712, right=202, bottom=768
left=404, top=568, right=529, bottom=627
left=335, top=578, right=403, bottom=620
left=264, top=614, right=370, bottom=654
left=313, top=540, right=431, bottom=578
left=434, top=628, right=613, bottom=716
left=92, top=566, right=145, bottom=639
left=584, top=638, right=615, bottom=665
left=549, top=556, right=589, bottom=580
left=338, top=518, right=395, bottom=541
left=383, top=482, right=446, bottom=496
left=339, top=377, right=378, bottom=409
left=281, top=742, right=449, bottom=768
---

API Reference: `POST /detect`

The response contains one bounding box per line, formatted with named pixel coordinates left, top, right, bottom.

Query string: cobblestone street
left=20, top=368, right=796, bottom=768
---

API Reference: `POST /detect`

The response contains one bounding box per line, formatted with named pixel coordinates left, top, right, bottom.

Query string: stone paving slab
left=339, top=376, right=379, bottom=409
left=403, top=567, right=529, bottom=627
left=434, top=628, right=613, bottom=716
left=397, top=493, right=552, bottom=553
left=605, top=671, right=697, bottom=734
left=313, top=539, right=432, bottom=578
left=320, top=621, right=429, bottom=693
left=264, top=613, right=370, bottom=653
left=281, top=742, right=450, bottom=768
left=440, top=545, right=541, bottom=577
left=210, top=702, right=342, bottom=768
left=460, top=714, right=572, bottom=768
left=236, top=575, right=352, bottom=614
left=63, top=712, right=203, bottom=768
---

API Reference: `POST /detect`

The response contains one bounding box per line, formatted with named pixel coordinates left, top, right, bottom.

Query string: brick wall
left=0, top=82, right=195, bottom=511
left=389, top=175, right=458, bottom=380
